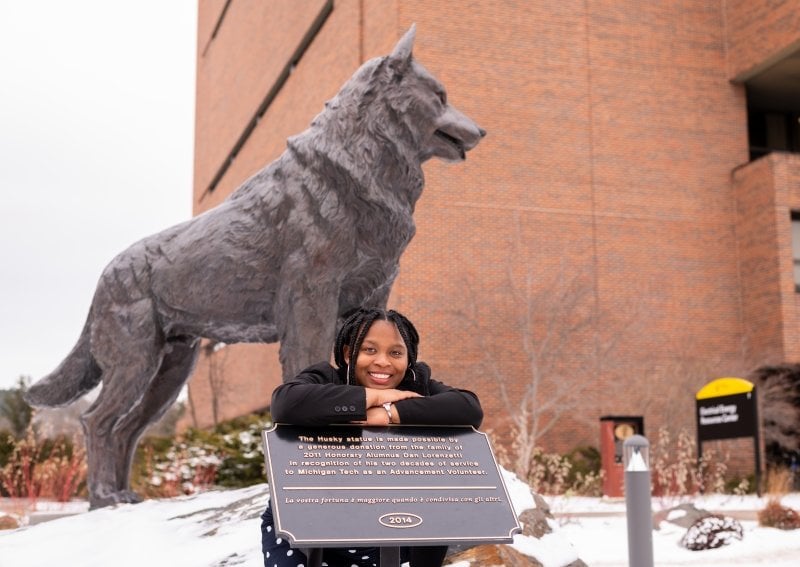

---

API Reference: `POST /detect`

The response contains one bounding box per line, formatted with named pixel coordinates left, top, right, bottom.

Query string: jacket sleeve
left=393, top=378, right=483, bottom=428
left=270, top=364, right=367, bottom=425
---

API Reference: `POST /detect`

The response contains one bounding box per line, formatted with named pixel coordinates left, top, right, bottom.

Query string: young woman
left=261, top=308, right=483, bottom=567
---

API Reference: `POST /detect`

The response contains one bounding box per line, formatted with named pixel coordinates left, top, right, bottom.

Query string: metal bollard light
left=623, top=435, right=654, bottom=567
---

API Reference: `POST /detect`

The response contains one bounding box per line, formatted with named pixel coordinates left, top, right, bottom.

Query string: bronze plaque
left=262, top=424, right=520, bottom=546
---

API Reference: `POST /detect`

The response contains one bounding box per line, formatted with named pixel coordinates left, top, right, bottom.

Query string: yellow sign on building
left=696, top=377, right=755, bottom=400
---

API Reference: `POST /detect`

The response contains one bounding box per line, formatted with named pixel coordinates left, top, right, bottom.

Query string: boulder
left=653, top=502, right=711, bottom=529
left=519, top=493, right=554, bottom=538
left=0, top=514, right=20, bottom=530
left=446, top=544, right=544, bottom=566
left=444, top=485, right=587, bottom=567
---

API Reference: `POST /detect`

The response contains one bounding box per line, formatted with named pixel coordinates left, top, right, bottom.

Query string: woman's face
left=345, top=320, right=409, bottom=389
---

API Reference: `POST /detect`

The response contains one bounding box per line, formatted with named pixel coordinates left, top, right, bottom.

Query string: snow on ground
left=0, top=485, right=269, bottom=567
left=1, top=482, right=799, bottom=567
left=552, top=494, right=800, bottom=566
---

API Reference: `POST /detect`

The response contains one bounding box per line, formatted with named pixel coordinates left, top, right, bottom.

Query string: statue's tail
left=25, top=321, right=102, bottom=407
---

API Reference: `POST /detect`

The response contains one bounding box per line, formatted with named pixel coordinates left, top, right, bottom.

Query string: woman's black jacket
left=270, top=361, right=483, bottom=428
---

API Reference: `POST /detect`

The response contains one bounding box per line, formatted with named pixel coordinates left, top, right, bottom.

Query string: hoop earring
left=410, top=368, right=416, bottom=382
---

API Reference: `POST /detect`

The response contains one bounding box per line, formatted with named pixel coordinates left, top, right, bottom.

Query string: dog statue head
left=379, top=24, right=486, bottom=163
left=295, top=25, right=485, bottom=177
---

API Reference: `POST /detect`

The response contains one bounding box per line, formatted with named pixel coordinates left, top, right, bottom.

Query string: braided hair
left=334, top=308, right=420, bottom=387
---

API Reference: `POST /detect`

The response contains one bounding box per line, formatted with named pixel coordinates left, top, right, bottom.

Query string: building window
left=792, top=213, right=800, bottom=292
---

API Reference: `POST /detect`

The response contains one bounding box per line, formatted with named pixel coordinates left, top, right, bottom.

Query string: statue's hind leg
left=112, top=337, right=200, bottom=495
left=81, top=298, right=164, bottom=509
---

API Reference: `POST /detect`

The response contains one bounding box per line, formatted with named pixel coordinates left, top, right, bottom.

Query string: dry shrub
left=765, top=467, right=793, bottom=496
left=487, top=428, right=603, bottom=496
left=527, top=448, right=571, bottom=495
left=0, top=428, right=86, bottom=503
left=649, top=426, right=746, bottom=497
left=758, top=498, right=800, bottom=530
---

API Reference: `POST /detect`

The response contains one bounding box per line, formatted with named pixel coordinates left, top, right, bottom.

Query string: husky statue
left=25, top=25, right=485, bottom=508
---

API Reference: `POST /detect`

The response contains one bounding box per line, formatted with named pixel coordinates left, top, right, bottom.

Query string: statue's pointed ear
left=388, top=24, right=416, bottom=74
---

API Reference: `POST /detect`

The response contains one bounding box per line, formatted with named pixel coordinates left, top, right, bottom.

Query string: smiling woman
left=262, top=307, right=483, bottom=567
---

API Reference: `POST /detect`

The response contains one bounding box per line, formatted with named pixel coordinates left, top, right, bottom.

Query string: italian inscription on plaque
left=262, top=424, right=521, bottom=546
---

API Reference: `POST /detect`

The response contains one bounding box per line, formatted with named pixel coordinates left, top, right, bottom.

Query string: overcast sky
left=0, top=2, right=197, bottom=390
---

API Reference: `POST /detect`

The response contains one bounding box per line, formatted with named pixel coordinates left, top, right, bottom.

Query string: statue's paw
left=116, top=490, right=143, bottom=504
left=90, top=487, right=143, bottom=509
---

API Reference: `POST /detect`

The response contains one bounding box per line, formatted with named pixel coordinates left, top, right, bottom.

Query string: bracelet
left=382, top=402, right=393, bottom=424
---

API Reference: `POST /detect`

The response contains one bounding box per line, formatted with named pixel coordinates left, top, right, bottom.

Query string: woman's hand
left=349, top=388, right=419, bottom=425
left=362, top=406, right=396, bottom=425
left=364, top=387, right=420, bottom=408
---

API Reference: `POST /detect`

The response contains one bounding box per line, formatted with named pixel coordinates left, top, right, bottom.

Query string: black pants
left=260, top=503, right=447, bottom=567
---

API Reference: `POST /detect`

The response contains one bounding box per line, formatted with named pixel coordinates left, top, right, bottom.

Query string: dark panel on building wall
left=194, top=0, right=330, bottom=203
left=197, top=0, right=230, bottom=54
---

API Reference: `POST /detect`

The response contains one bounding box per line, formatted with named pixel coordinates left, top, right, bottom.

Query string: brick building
left=186, top=0, right=800, bottom=458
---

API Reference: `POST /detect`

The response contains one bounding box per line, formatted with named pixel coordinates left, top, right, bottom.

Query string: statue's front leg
left=276, top=279, right=340, bottom=381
